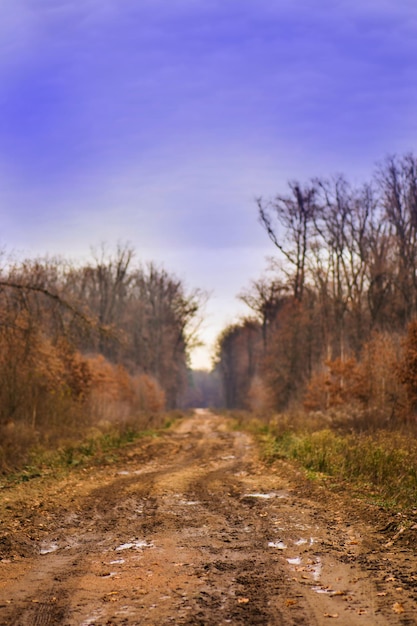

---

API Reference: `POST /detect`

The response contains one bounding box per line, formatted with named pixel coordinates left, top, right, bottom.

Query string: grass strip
left=0, top=411, right=183, bottom=486
left=254, top=422, right=417, bottom=510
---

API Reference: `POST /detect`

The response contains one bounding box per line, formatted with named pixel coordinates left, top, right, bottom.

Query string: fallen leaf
left=393, top=602, right=405, bottom=614
left=285, top=599, right=296, bottom=607
left=237, top=597, right=250, bottom=604
left=377, top=592, right=387, bottom=597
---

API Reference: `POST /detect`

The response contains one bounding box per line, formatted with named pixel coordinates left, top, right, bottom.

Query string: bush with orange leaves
left=397, top=320, right=417, bottom=421
left=303, top=357, right=364, bottom=412
left=304, top=332, right=404, bottom=425
left=85, top=354, right=165, bottom=425
left=0, top=314, right=91, bottom=431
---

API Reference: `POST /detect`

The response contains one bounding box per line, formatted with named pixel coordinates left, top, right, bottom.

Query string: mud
left=0, top=409, right=416, bottom=625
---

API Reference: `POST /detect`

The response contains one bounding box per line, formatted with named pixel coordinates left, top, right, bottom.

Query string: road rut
left=0, top=410, right=416, bottom=624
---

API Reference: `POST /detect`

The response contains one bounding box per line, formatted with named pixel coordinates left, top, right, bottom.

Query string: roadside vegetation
left=0, top=243, right=204, bottom=474
left=2, top=409, right=185, bottom=488
left=216, top=152, right=417, bottom=511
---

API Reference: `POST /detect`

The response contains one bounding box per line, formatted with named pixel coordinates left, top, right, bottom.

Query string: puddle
left=294, top=538, right=308, bottom=546
left=39, top=542, right=59, bottom=555
left=243, top=492, right=287, bottom=500
left=308, top=557, right=322, bottom=581
left=268, top=541, right=287, bottom=549
left=117, top=471, right=131, bottom=476
left=286, top=554, right=322, bottom=583
left=221, top=455, right=236, bottom=460
left=115, top=540, right=153, bottom=552
left=109, top=559, right=125, bottom=565
left=312, top=586, right=332, bottom=594
left=182, top=500, right=199, bottom=506
left=245, top=493, right=272, bottom=499
left=294, top=537, right=315, bottom=546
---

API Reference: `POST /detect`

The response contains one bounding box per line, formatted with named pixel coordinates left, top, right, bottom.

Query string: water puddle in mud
left=39, top=542, right=59, bottom=555
left=309, top=557, right=322, bottom=581
left=268, top=541, right=287, bottom=549
left=312, top=586, right=332, bottom=594
left=294, top=537, right=315, bottom=546
left=115, top=540, right=154, bottom=552
left=109, top=558, right=125, bottom=565
left=243, top=491, right=288, bottom=500
left=286, top=552, right=322, bottom=584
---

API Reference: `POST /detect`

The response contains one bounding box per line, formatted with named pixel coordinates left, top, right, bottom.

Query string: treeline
left=0, top=244, right=203, bottom=469
left=216, top=153, right=417, bottom=425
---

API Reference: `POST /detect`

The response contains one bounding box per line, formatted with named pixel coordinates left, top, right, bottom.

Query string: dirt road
left=0, top=410, right=416, bottom=625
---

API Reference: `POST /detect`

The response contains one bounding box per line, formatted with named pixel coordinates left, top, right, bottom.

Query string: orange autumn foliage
left=303, top=357, right=363, bottom=411
left=85, top=354, right=165, bottom=418
left=304, top=332, right=403, bottom=417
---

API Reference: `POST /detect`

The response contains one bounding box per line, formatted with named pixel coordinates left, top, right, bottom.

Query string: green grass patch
left=255, top=422, right=417, bottom=510
left=1, top=410, right=184, bottom=486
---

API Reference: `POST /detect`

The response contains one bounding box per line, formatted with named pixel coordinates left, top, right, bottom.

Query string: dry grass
left=246, top=409, right=417, bottom=510
left=0, top=408, right=178, bottom=479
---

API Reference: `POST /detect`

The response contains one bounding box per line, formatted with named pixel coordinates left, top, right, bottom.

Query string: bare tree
left=257, top=182, right=317, bottom=301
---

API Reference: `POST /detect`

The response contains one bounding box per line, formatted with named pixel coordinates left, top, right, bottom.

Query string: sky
left=1, top=0, right=417, bottom=368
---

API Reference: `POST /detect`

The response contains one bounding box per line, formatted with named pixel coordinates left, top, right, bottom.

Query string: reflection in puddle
left=308, top=557, right=322, bottom=581
left=268, top=541, right=287, bottom=549
left=40, top=542, right=59, bottom=555
left=287, top=554, right=322, bottom=583
left=294, top=538, right=308, bottom=546
left=115, top=540, right=154, bottom=551
left=243, top=492, right=287, bottom=499
left=312, top=586, right=332, bottom=594
left=294, top=537, right=315, bottom=545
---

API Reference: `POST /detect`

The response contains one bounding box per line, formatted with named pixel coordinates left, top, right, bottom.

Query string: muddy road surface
left=0, top=410, right=417, bottom=625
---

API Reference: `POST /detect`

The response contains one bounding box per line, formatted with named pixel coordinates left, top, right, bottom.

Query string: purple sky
left=1, top=1, right=417, bottom=368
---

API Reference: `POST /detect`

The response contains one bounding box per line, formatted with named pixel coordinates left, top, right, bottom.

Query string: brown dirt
left=0, top=409, right=416, bottom=625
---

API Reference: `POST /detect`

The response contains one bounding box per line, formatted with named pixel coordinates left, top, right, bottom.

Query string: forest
left=5, top=152, right=417, bottom=478
left=215, top=152, right=417, bottom=429
left=0, top=243, right=204, bottom=470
